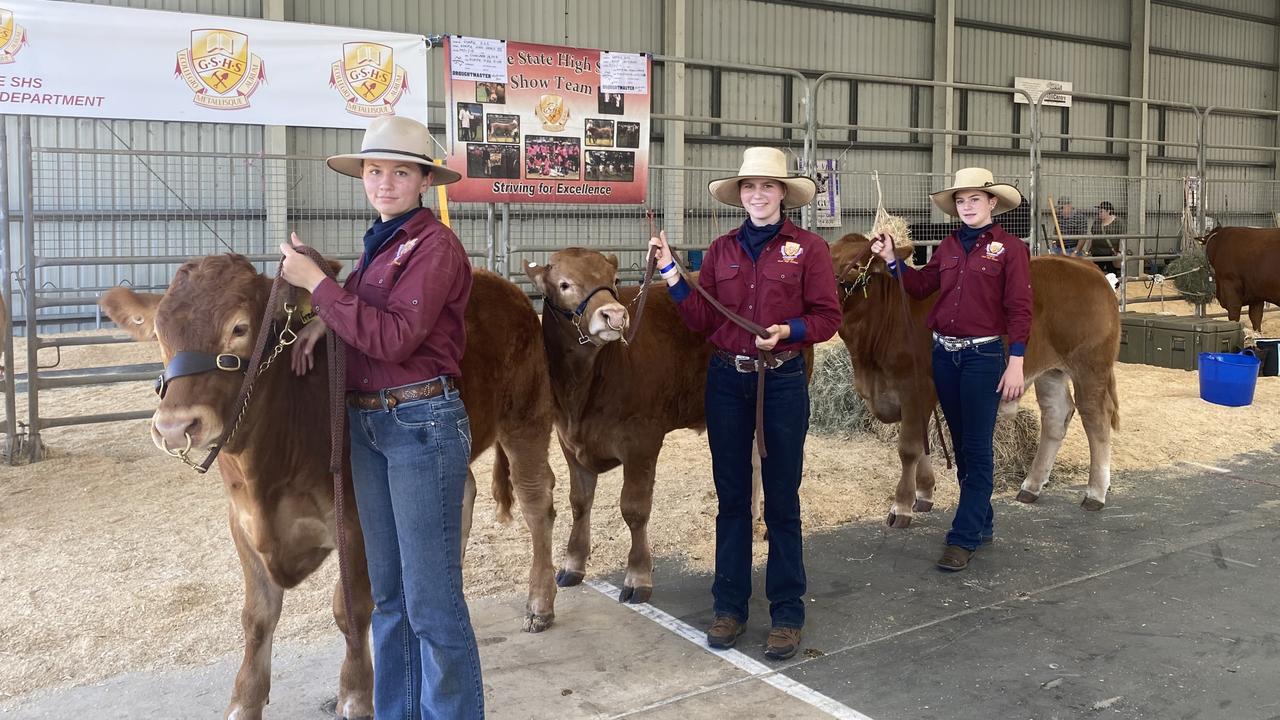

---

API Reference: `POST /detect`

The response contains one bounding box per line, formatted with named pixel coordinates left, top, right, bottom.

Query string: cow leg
left=226, top=514, right=283, bottom=720
left=1248, top=303, right=1265, bottom=333
left=557, top=451, right=597, bottom=589
left=500, top=432, right=558, bottom=633
left=1018, top=371, right=1074, bottom=503
left=331, top=499, right=374, bottom=720
left=888, top=410, right=930, bottom=529
left=618, top=458, right=657, bottom=604
left=460, top=468, right=477, bottom=561
left=1074, top=377, right=1114, bottom=511
left=751, top=441, right=766, bottom=540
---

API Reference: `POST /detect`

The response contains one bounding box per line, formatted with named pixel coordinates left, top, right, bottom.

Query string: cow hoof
left=523, top=612, right=555, bottom=633
left=913, top=498, right=934, bottom=513
left=323, top=697, right=372, bottom=720
left=1015, top=490, right=1039, bottom=504
left=555, top=568, right=585, bottom=587
left=618, top=584, right=652, bottom=604
left=886, top=511, right=912, bottom=529
left=1081, top=497, right=1105, bottom=512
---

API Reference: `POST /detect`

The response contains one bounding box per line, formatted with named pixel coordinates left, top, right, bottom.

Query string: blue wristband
left=659, top=260, right=676, bottom=274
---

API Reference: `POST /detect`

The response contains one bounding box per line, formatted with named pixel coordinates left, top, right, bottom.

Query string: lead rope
left=625, top=208, right=660, bottom=346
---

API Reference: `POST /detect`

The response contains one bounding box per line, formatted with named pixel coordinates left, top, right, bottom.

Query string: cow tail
left=492, top=444, right=515, bottom=524
left=1107, top=370, right=1121, bottom=431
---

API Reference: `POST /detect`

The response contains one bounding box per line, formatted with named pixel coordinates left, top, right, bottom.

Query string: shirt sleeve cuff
left=1009, top=342, right=1026, bottom=357
left=886, top=260, right=899, bottom=276
left=668, top=277, right=691, bottom=303
left=786, top=318, right=806, bottom=343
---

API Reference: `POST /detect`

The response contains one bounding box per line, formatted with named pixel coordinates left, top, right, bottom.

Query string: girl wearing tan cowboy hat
left=648, top=147, right=841, bottom=660
left=870, top=167, right=1032, bottom=573
left=277, top=115, right=484, bottom=719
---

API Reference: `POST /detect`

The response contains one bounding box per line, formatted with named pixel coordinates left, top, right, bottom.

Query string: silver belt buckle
left=733, top=354, right=756, bottom=373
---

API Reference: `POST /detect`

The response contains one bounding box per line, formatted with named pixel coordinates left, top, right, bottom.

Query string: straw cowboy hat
left=929, top=167, right=1022, bottom=217
left=708, top=147, right=816, bottom=210
left=326, top=115, right=461, bottom=185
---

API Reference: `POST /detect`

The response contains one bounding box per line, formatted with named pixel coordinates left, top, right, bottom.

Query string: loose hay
left=1165, top=244, right=1215, bottom=305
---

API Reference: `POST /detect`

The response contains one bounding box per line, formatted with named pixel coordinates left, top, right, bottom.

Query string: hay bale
left=808, top=346, right=876, bottom=437
left=1165, top=244, right=1215, bottom=304
left=928, top=407, right=1041, bottom=490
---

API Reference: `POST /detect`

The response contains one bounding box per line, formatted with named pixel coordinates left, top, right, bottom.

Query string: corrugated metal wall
left=10, top=0, right=1280, bottom=330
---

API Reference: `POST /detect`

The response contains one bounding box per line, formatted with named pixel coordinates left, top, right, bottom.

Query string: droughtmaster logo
left=175, top=29, right=265, bottom=110
left=0, top=8, right=28, bottom=64
left=330, top=41, right=408, bottom=118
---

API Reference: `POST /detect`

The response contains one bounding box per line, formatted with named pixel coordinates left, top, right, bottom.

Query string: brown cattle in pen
left=829, top=234, right=1121, bottom=528
left=1200, top=226, right=1280, bottom=331
left=100, top=256, right=558, bottom=720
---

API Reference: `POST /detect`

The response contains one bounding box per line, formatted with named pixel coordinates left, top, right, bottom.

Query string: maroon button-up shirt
left=673, top=219, right=842, bottom=355
left=897, top=223, right=1033, bottom=354
left=310, top=208, right=472, bottom=391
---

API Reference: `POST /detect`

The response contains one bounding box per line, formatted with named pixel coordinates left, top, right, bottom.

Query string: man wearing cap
left=1054, top=197, right=1089, bottom=254
left=277, top=116, right=485, bottom=719
left=1082, top=201, right=1126, bottom=276
left=648, top=147, right=841, bottom=661
left=870, top=167, right=1032, bottom=572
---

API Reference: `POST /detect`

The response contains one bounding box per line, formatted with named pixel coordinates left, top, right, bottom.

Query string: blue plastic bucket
left=1198, top=352, right=1261, bottom=407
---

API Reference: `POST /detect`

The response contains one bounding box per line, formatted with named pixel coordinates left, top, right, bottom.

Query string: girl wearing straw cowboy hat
left=870, top=167, right=1032, bottom=573
left=277, top=115, right=484, bottom=719
left=648, top=147, right=841, bottom=660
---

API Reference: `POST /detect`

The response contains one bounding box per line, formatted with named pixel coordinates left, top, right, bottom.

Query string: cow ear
left=99, top=287, right=162, bottom=341
left=605, top=253, right=619, bottom=269
left=893, top=245, right=914, bottom=262
left=524, top=261, right=549, bottom=294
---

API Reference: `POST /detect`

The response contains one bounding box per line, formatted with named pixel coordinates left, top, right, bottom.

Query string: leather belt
left=715, top=349, right=800, bottom=373
left=347, top=377, right=455, bottom=410
left=932, top=332, right=1001, bottom=352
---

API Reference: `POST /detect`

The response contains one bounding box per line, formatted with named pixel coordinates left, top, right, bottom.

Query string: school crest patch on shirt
left=779, top=241, right=804, bottom=263
left=984, top=240, right=1005, bottom=259
left=392, top=237, right=420, bottom=266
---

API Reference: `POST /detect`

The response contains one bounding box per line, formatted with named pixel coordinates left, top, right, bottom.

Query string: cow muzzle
left=587, top=302, right=629, bottom=343
left=152, top=405, right=223, bottom=462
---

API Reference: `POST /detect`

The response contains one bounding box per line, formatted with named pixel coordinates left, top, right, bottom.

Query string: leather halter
left=545, top=284, right=621, bottom=344
left=155, top=350, right=247, bottom=398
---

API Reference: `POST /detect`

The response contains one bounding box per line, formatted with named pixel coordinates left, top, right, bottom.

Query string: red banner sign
left=443, top=37, right=650, bottom=204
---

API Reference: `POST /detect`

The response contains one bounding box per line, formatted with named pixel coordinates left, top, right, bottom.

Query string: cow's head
left=526, top=248, right=628, bottom=345
left=100, top=254, right=332, bottom=459
left=830, top=233, right=912, bottom=306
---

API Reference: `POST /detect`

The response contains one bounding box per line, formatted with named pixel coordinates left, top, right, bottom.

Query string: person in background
left=1053, top=197, right=1089, bottom=254
left=1081, top=200, right=1127, bottom=276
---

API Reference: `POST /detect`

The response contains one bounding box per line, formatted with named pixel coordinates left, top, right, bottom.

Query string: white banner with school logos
left=0, top=0, right=427, bottom=128
left=797, top=158, right=841, bottom=228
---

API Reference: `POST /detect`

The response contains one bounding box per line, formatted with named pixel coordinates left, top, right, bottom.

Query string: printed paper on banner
left=449, top=36, right=507, bottom=83
left=599, top=51, right=648, bottom=94
left=798, top=159, right=841, bottom=228
left=443, top=37, right=651, bottom=205
left=0, top=0, right=427, bottom=128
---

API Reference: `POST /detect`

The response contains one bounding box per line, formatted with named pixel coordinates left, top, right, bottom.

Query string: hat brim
left=929, top=183, right=1022, bottom=217
left=326, top=151, right=462, bottom=186
left=707, top=175, right=817, bottom=210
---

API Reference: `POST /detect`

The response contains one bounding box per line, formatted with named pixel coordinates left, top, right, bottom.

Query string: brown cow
left=526, top=249, right=711, bottom=603
left=1201, top=226, right=1280, bottom=331
left=100, top=255, right=558, bottom=720
left=830, top=235, right=1121, bottom=526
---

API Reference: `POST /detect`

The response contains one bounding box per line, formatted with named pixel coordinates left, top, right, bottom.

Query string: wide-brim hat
left=929, top=167, right=1022, bottom=217
left=326, top=116, right=461, bottom=185
left=708, top=147, right=816, bottom=210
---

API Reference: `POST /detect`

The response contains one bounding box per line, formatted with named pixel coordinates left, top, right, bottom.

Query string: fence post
left=1028, top=97, right=1042, bottom=255
left=0, top=118, right=17, bottom=463
left=500, top=202, right=511, bottom=280
left=19, top=115, right=41, bottom=462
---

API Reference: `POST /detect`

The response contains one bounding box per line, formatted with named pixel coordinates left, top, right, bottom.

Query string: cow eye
left=559, top=281, right=571, bottom=291
left=231, top=324, right=249, bottom=337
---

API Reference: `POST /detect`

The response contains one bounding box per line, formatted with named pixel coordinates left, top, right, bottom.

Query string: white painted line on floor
left=1179, top=460, right=1230, bottom=474
left=1185, top=549, right=1259, bottom=568
left=586, top=579, right=874, bottom=720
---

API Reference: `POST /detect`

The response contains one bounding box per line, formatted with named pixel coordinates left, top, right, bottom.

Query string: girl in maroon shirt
left=650, top=147, right=841, bottom=661
left=871, top=167, right=1032, bottom=573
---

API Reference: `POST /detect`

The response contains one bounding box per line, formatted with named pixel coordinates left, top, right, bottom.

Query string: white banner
left=0, top=0, right=427, bottom=128
left=1013, top=76, right=1072, bottom=107
left=798, top=159, right=841, bottom=228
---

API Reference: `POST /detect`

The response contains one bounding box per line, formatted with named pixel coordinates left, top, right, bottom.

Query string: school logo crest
left=985, top=240, right=1005, bottom=259
left=175, top=29, right=266, bottom=110
left=392, top=237, right=420, bottom=266
left=330, top=42, right=409, bottom=118
left=779, top=241, right=804, bottom=263
left=0, top=9, right=28, bottom=64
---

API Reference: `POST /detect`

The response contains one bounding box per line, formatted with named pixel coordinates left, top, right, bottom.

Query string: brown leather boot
left=764, top=626, right=802, bottom=660
left=936, top=544, right=973, bottom=571
left=707, top=615, right=745, bottom=649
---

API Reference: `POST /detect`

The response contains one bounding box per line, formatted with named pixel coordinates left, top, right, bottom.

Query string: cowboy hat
left=326, top=115, right=461, bottom=185
left=708, top=147, right=816, bottom=210
left=929, top=167, right=1022, bottom=217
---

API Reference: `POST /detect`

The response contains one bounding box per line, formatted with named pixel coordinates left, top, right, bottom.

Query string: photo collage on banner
left=443, top=36, right=650, bottom=204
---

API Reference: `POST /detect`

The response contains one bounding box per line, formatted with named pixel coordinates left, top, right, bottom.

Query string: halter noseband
left=545, top=284, right=622, bottom=344
left=155, top=350, right=247, bottom=398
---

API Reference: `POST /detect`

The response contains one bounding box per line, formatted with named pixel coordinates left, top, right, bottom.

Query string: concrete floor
left=9, top=446, right=1280, bottom=719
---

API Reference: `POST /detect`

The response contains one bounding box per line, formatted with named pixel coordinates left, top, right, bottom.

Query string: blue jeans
left=347, top=382, right=484, bottom=720
left=932, top=340, right=1006, bottom=551
left=705, top=354, right=809, bottom=629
